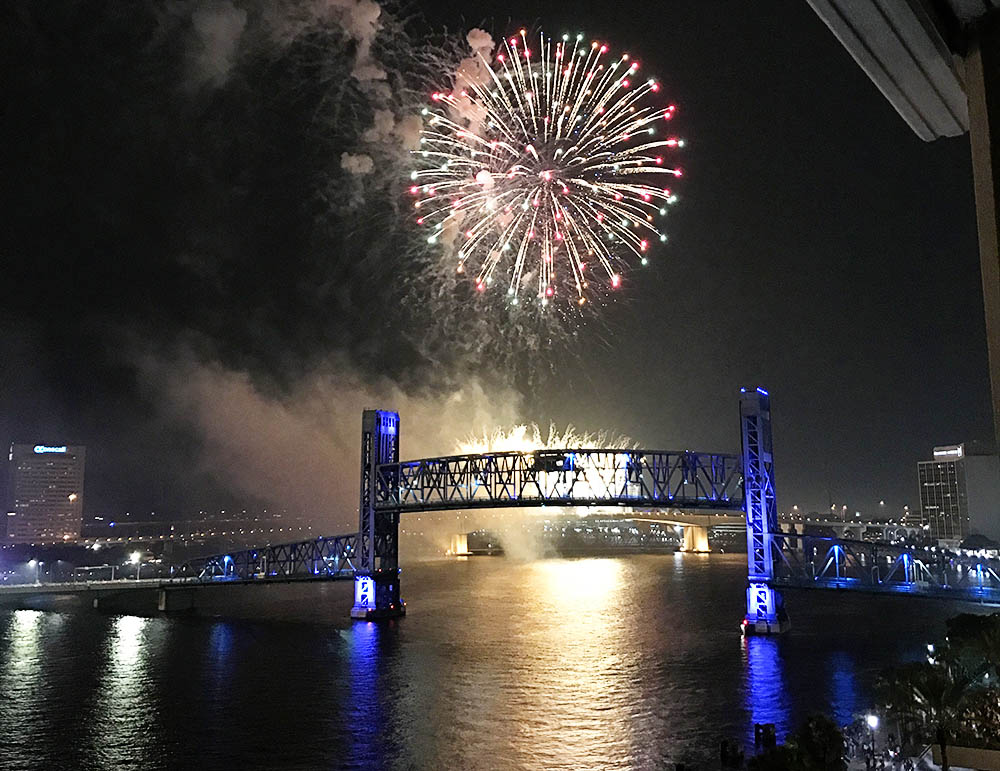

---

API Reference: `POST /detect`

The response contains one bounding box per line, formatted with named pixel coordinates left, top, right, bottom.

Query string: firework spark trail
left=412, top=29, right=683, bottom=310
left=456, top=424, right=638, bottom=517
left=457, top=423, right=634, bottom=454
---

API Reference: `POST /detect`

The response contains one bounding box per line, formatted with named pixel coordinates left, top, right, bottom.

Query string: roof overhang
left=805, top=0, right=981, bottom=140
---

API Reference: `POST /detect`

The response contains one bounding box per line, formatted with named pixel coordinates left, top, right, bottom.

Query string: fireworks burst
left=457, top=423, right=634, bottom=454
left=457, top=424, right=637, bottom=519
left=411, top=28, right=683, bottom=310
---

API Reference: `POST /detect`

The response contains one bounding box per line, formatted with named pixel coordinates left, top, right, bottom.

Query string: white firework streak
left=456, top=423, right=637, bottom=510
left=456, top=423, right=634, bottom=454
left=411, top=29, right=683, bottom=308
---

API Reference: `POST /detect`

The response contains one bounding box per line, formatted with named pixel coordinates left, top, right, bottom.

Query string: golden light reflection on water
left=110, top=615, right=146, bottom=671
left=534, top=556, right=623, bottom=609
left=0, top=611, right=45, bottom=753
left=504, top=558, right=639, bottom=770
left=94, top=615, right=155, bottom=768
left=4, top=609, right=43, bottom=674
left=0, top=611, right=43, bottom=696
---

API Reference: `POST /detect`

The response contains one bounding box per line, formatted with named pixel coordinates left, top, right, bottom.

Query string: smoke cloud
left=186, top=0, right=248, bottom=88
left=361, top=109, right=422, bottom=151
left=330, top=0, right=386, bottom=82
left=465, top=28, right=494, bottom=56
left=172, top=0, right=407, bottom=93
left=340, top=151, right=375, bottom=175
left=448, top=28, right=494, bottom=134
left=141, top=350, right=524, bottom=531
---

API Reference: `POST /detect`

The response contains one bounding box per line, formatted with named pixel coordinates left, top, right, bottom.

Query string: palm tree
left=946, top=612, right=1000, bottom=679
left=793, top=714, right=846, bottom=770
left=747, top=715, right=846, bottom=771
left=878, top=660, right=977, bottom=771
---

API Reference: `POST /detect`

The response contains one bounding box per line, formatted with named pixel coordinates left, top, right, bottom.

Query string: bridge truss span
left=771, top=533, right=1000, bottom=603
left=169, top=533, right=359, bottom=584
left=373, top=449, right=744, bottom=513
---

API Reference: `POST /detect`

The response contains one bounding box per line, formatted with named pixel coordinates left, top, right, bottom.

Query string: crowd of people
left=842, top=718, right=916, bottom=770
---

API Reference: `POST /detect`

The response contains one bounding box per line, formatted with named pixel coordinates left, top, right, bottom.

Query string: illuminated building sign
left=33, top=445, right=67, bottom=454
left=933, top=445, right=964, bottom=459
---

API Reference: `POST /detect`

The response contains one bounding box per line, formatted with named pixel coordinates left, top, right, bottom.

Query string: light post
left=130, top=551, right=141, bottom=580
left=27, top=559, right=41, bottom=585
left=866, top=713, right=879, bottom=760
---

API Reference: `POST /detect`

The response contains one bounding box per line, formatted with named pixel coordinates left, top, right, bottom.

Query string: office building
left=918, top=443, right=1000, bottom=546
left=5, top=443, right=85, bottom=542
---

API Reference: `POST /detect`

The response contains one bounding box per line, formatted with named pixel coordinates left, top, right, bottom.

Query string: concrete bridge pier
left=680, top=526, right=710, bottom=553
left=158, top=588, right=196, bottom=613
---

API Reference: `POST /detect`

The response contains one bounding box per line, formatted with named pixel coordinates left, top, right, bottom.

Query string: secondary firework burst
left=456, top=424, right=636, bottom=519
left=457, top=423, right=634, bottom=454
left=410, top=28, right=683, bottom=309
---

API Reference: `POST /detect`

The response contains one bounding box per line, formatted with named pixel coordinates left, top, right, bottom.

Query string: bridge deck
left=0, top=572, right=356, bottom=599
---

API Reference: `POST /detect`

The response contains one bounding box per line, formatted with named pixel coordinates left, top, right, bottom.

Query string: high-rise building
left=5, top=443, right=85, bottom=542
left=917, top=443, right=1000, bottom=546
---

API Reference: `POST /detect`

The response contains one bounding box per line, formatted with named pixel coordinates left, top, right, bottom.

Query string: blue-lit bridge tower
left=740, top=388, right=789, bottom=634
left=351, top=409, right=405, bottom=620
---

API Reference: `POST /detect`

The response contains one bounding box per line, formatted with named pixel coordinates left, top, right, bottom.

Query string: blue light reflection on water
left=206, top=621, right=235, bottom=696
left=827, top=651, right=860, bottom=728
left=742, top=636, right=791, bottom=744
left=345, top=620, right=383, bottom=769
left=342, top=618, right=408, bottom=770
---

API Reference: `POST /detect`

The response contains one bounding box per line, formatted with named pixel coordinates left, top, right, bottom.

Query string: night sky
left=1, top=0, right=987, bottom=529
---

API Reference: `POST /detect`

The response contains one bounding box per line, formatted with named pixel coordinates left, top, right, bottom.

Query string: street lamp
left=27, top=559, right=40, bottom=584
left=866, top=713, right=879, bottom=757
left=130, top=551, right=141, bottom=580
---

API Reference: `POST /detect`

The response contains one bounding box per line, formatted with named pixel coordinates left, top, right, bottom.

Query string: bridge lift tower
left=351, top=409, right=405, bottom=620
left=740, top=388, right=790, bottom=635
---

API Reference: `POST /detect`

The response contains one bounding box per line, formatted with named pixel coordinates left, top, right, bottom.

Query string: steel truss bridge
left=169, top=532, right=360, bottom=583
left=772, top=534, right=1000, bottom=603
left=4, top=390, right=998, bottom=629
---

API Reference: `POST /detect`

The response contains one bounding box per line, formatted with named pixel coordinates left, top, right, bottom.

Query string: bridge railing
left=770, top=533, right=1000, bottom=603
left=168, top=533, right=359, bottom=584
left=373, top=449, right=743, bottom=512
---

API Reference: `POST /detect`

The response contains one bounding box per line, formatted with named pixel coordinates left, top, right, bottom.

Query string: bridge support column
left=740, top=388, right=790, bottom=635
left=158, top=588, right=196, bottom=613
left=680, top=526, right=710, bottom=553
left=449, top=533, right=469, bottom=556
left=351, top=409, right=405, bottom=620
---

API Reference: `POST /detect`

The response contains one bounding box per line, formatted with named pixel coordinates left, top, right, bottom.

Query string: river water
left=0, top=554, right=977, bottom=770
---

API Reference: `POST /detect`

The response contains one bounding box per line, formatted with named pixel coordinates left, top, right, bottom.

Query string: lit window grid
left=917, top=460, right=969, bottom=541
